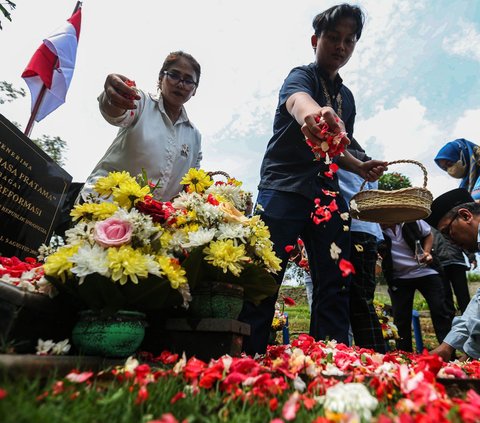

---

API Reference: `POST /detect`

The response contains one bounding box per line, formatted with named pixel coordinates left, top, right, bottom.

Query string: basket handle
left=207, top=170, right=231, bottom=181
left=359, top=159, right=428, bottom=191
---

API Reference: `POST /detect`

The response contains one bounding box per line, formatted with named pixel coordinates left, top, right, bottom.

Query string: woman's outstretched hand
left=103, top=73, right=141, bottom=112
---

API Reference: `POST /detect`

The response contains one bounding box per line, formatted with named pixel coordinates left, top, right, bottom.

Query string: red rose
left=136, top=197, right=175, bottom=223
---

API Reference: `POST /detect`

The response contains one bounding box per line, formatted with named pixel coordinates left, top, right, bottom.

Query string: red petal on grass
left=170, top=391, right=186, bottom=404
left=0, top=388, right=7, bottom=400
left=65, top=371, right=94, bottom=383
left=148, top=413, right=179, bottom=423
left=135, top=386, right=149, bottom=404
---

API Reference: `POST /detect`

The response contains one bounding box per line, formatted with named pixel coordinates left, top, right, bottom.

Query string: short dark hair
left=159, top=51, right=201, bottom=85
left=312, top=3, right=365, bottom=40
left=448, top=202, right=480, bottom=218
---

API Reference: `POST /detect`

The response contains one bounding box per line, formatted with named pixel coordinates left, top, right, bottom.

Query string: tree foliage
left=0, top=81, right=25, bottom=104
left=33, top=135, right=67, bottom=167
left=1, top=81, right=67, bottom=166
left=378, top=172, right=412, bottom=191
left=0, top=1, right=16, bottom=30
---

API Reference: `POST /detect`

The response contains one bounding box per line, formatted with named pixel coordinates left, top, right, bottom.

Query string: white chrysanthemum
left=169, top=230, right=190, bottom=251
left=340, top=212, right=350, bottom=221
left=70, top=244, right=110, bottom=283
left=182, top=228, right=216, bottom=248
left=65, top=221, right=96, bottom=244
left=145, top=254, right=162, bottom=277
left=206, top=184, right=243, bottom=208
left=114, top=208, right=159, bottom=245
left=323, top=382, right=378, bottom=421
left=216, top=222, right=249, bottom=242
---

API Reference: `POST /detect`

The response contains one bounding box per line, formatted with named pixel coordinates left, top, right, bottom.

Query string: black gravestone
left=0, top=114, right=72, bottom=258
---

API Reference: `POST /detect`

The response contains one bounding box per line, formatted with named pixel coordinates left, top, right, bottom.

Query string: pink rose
left=94, top=218, right=133, bottom=247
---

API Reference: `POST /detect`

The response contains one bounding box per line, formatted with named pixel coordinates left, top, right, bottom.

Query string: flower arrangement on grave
left=42, top=168, right=280, bottom=317
left=42, top=171, right=190, bottom=316
left=160, top=168, right=280, bottom=305
left=271, top=295, right=295, bottom=331
left=374, top=299, right=400, bottom=348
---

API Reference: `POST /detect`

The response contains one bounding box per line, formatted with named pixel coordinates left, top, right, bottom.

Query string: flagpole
left=24, top=0, right=83, bottom=138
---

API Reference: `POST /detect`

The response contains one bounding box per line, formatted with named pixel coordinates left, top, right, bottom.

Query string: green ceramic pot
left=189, top=282, right=244, bottom=319
left=72, top=310, right=146, bottom=358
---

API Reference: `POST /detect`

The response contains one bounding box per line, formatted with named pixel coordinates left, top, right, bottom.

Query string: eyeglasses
left=440, top=212, right=459, bottom=238
left=162, top=71, right=197, bottom=89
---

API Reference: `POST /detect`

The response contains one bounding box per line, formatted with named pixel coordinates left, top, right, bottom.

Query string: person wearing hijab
left=434, top=138, right=480, bottom=200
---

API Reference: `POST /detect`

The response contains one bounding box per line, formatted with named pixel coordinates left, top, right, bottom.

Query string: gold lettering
left=0, top=182, right=43, bottom=216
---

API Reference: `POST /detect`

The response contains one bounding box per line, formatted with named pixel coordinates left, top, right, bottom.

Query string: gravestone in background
left=0, top=114, right=72, bottom=259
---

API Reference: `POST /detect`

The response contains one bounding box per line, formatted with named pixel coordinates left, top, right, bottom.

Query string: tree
left=378, top=172, right=412, bottom=191
left=0, top=81, right=25, bottom=104
left=0, top=1, right=15, bottom=30
left=34, top=135, right=67, bottom=167
left=1, top=81, right=68, bottom=166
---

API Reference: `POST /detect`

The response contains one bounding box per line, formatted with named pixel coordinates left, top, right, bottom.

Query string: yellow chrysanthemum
left=111, top=180, right=151, bottom=209
left=203, top=239, right=250, bottom=276
left=180, top=168, right=213, bottom=194
left=70, top=202, right=118, bottom=221
left=159, top=231, right=173, bottom=249
left=257, top=247, right=282, bottom=273
left=157, top=256, right=187, bottom=289
left=107, top=245, right=150, bottom=285
left=43, top=244, right=80, bottom=282
left=184, top=222, right=200, bottom=233
left=227, top=177, right=242, bottom=187
left=94, top=171, right=135, bottom=197
left=248, top=216, right=271, bottom=245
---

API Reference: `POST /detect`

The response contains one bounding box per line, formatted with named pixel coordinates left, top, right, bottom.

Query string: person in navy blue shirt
left=239, top=3, right=387, bottom=355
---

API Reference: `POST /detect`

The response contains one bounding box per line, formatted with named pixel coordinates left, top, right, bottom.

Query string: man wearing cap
left=426, top=188, right=480, bottom=361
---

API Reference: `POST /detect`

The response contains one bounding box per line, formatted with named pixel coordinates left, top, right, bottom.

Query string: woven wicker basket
left=350, top=159, right=433, bottom=224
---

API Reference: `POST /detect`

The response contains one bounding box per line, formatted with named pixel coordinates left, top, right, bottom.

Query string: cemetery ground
left=0, top=281, right=479, bottom=422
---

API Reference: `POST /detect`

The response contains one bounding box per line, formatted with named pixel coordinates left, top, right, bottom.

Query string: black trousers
left=388, top=274, right=452, bottom=352
left=238, top=188, right=351, bottom=355
left=442, top=264, right=471, bottom=316
left=349, top=232, right=386, bottom=353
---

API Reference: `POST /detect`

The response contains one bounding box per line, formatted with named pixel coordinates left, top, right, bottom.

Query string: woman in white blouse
left=80, top=51, right=202, bottom=202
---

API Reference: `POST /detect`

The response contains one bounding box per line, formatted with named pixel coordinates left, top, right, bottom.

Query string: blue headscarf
left=434, top=138, right=480, bottom=196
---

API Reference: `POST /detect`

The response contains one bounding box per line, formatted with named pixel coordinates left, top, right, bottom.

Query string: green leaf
left=120, top=275, right=182, bottom=311
left=229, top=264, right=279, bottom=305
left=77, top=274, right=126, bottom=314
left=182, top=247, right=207, bottom=289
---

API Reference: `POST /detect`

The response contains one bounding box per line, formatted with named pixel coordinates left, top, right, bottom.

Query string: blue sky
left=1, top=0, right=480, bottom=200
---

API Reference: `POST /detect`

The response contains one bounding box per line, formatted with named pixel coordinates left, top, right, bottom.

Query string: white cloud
left=442, top=21, right=480, bottom=61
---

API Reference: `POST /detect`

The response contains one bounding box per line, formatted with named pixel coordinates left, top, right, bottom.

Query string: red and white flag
left=22, top=6, right=82, bottom=122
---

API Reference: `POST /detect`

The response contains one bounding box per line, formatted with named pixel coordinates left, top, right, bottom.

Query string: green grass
left=0, top=372, right=317, bottom=423
left=279, top=285, right=439, bottom=349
